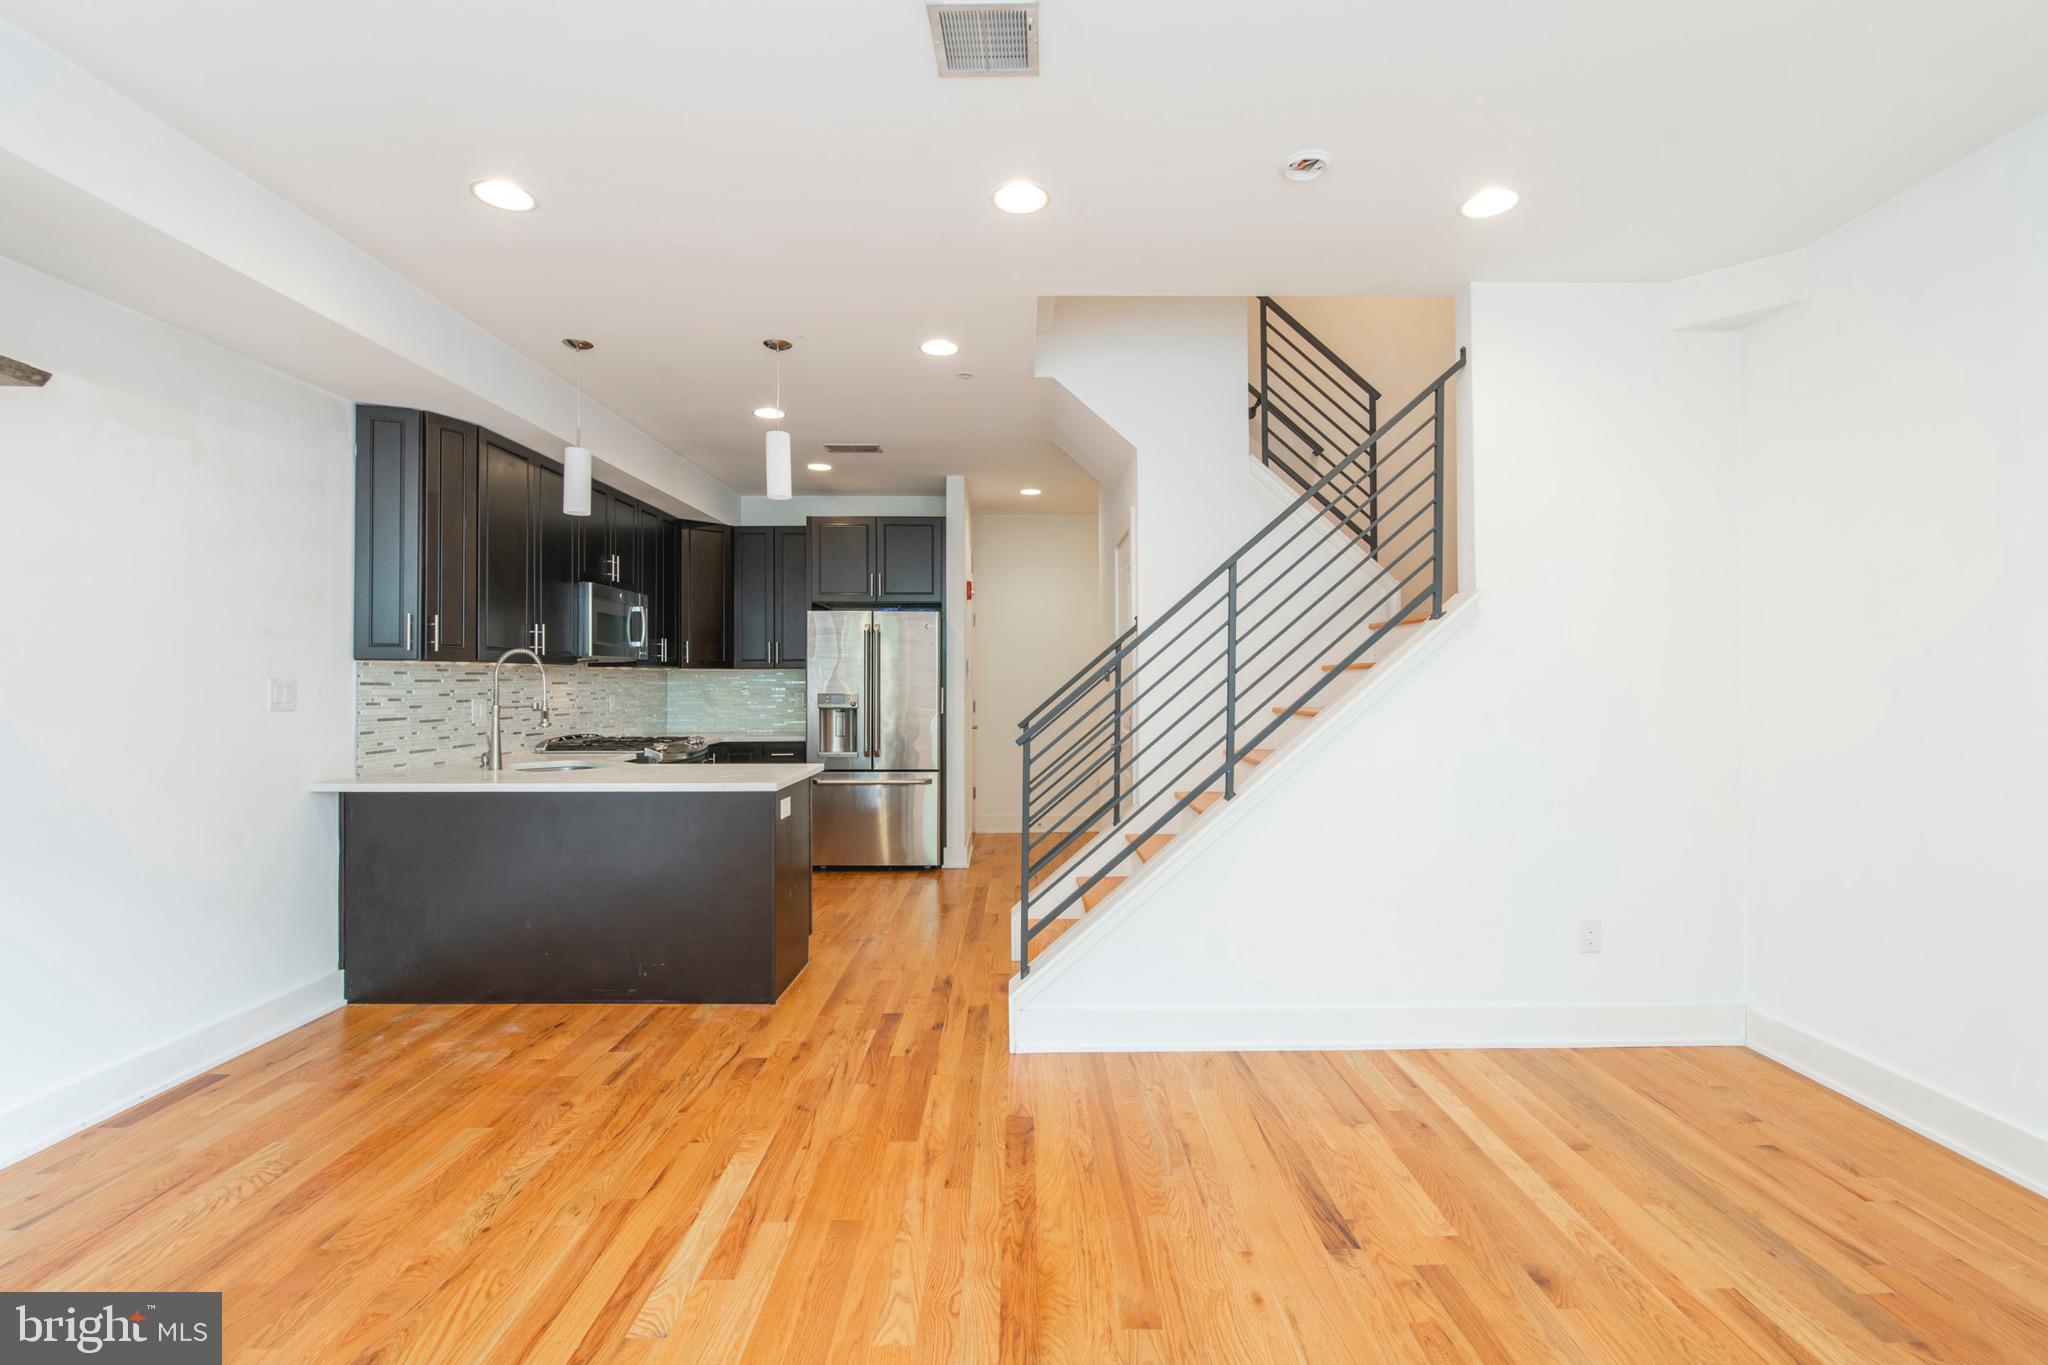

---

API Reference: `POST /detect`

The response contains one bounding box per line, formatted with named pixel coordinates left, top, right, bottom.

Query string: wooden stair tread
left=1076, top=876, right=1127, bottom=911
left=1124, top=833, right=1176, bottom=862
left=1242, top=748, right=1274, bottom=765
left=1273, top=706, right=1322, bottom=718
left=1172, top=791, right=1225, bottom=815
left=1319, top=661, right=1376, bottom=672
left=1367, top=612, right=1430, bottom=630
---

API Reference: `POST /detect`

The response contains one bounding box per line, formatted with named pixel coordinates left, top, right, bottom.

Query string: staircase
left=1014, top=300, right=1465, bottom=975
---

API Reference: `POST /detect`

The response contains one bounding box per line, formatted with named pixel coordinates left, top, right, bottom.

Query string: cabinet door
left=877, top=517, right=944, bottom=602
left=577, top=486, right=616, bottom=584
left=644, top=519, right=675, bottom=665
left=681, top=524, right=730, bottom=666
left=732, top=527, right=774, bottom=667
left=420, top=414, right=477, bottom=661
left=613, top=500, right=648, bottom=593
left=808, top=517, right=875, bottom=603
left=532, top=464, right=582, bottom=662
left=476, top=436, right=537, bottom=658
left=773, top=526, right=810, bottom=668
left=353, top=406, right=422, bottom=659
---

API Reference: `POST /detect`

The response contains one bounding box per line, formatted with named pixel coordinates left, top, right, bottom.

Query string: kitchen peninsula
left=314, top=760, right=819, bottom=1004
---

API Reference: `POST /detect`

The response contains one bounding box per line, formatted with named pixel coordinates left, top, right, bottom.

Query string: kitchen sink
left=509, top=759, right=608, bottom=772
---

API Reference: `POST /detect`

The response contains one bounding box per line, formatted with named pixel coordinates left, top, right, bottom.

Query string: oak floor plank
left=2, top=836, right=2046, bottom=1362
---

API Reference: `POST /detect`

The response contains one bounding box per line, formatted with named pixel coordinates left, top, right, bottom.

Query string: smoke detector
left=928, top=3, right=1039, bottom=76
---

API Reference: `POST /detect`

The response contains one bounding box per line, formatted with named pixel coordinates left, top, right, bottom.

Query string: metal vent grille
left=822, top=443, right=883, bottom=454
left=927, top=3, right=1038, bottom=76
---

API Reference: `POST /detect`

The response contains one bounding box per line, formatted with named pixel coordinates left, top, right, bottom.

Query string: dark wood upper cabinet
left=773, top=526, right=810, bottom=667
left=577, top=486, right=617, bottom=585
left=420, top=414, right=477, bottom=661
left=353, top=406, right=424, bottom=659
left=644, top=519, right=675, bottom=665
left=678, top=522, right=730, bottom=667
left=877, top=517, right=943, bottom=601
left=532, top=464, right=583, bottom=662
left=735, top=526, right=810, bottom=668
left=806, top=515, right=943, bottom=605
left=476, top=433, right=540, bottom=658
left=808, top=517, right=877, bottom=603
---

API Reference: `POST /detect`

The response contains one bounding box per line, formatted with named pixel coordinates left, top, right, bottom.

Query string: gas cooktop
left=538, top=733, right=710, bottom=754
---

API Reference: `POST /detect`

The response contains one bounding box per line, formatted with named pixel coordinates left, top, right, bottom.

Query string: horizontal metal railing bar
left=1264, top=340, right=1376, bottom=441
left=1019, top=624, right=1137, bottom=732
left=1235, top=441, right=1435, bottom=618
left=1028, top=682, right=1231, bottom=863
left=1233, top=497, right=1437, bottom=685
left=1019, top=592, right=1227, bottom=744
left=1241, top=563, right=1434, bottom=729
left=1030, top=706, right=1120, bottom=789
left=1236, top=417, right=1436, bottom=594
left=1019, top=352, right=1463, bottom=743
left=1026, top=692, right=1230, bottom=880
left=1259, top=389, right=1325, bottom=456
left=1260, top=297, right=1383, bottom=400
left=1235, top=549, right=1419, bottom=705
left=1026, top=681, right=1123, bottom=775
left=1030, top=743, right=1234, bottom=935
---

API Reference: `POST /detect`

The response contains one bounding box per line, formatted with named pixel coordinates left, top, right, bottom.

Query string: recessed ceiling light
left=956, top=372, right=974, bottom=380
left=754, top=405, right=785, bottom=420
left=1460, top=186, right=1520, bottom=219
left=991, top=180, right=1049, bottom=214
left=808, top=462, right=832, bottom=471
left=1281, top=150, right=1330, bottom=182
left=919, top=338, right=959, bottom=357
left=469, top=178, right=536, bottom=212
left=1019, top=487, right=1042, bottom=496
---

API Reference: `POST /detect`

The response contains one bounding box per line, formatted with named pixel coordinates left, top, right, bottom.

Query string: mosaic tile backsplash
left=355, top=663, right=806, bottom=773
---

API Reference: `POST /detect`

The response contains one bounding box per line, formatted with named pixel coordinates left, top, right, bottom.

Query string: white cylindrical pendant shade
left=563, top=445, right=593, bottom=516
left=765, top=429, right=792, bottom=501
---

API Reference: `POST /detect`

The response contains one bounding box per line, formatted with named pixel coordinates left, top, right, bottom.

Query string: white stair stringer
left=1008, top=596, right=1477, bottom=988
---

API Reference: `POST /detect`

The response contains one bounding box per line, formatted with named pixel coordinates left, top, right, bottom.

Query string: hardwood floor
left=4, top=835, right=2047, bottom=1362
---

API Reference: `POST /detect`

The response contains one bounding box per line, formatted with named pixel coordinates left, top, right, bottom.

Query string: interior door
left=874, top=610, right=941, bottom=771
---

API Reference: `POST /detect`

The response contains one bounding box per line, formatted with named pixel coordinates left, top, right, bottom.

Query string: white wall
left=972, top=515, right=1106, bottom=831
left=1014, top=284, right=1747, bottom=1049
left=944, top=476, right=974, bottom=865
left=0, top=256, right=352, bottom=1164
left=738, top=493, right=946, bottom=525
left=1737, top=117, right=2048, bottom=1187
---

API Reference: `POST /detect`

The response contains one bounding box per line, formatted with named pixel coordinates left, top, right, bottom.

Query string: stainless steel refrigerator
left=806, top=609, right=942, bottom=868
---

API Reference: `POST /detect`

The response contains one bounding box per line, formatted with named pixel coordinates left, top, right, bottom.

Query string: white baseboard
left=1745, top=1010, right=2048, bottom=1198
left=1011, top=1001, right=1746, bottom=1054
left=0, top=971, right=345, bottom=1172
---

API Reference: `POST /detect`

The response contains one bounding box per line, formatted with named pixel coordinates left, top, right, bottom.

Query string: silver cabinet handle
left=539, top=622, right=547, bottom=656
left=429, top=613, right=441, bottom=651
left=684, top=639, right=691, bottom=664
left=403, top=611, right=413, bottom=651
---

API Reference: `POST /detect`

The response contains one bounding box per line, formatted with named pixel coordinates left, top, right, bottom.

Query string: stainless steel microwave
left=577, top=582, right=649, bottom=662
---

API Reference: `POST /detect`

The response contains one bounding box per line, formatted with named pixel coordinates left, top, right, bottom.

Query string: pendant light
left=561, top=338, right=594, bottom=516
left=763, top=339, right=793, bottom=501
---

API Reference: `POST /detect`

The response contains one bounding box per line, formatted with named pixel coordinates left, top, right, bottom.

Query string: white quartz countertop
left=313, top=758, right=822, bottom=795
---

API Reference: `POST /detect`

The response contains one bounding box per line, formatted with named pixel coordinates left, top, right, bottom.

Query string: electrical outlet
left=1577, top=919, right=1604, bottom=954
left=470, top=698, right=486, bottom=726
left=266, top=677, right=297, bottom=713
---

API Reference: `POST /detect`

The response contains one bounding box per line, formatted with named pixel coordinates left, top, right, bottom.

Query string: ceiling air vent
left=823, top=444, right=883, bottom=455
left=927, top=3, right=1038, bottom=77
left=1, top=355, right=52, bottom=387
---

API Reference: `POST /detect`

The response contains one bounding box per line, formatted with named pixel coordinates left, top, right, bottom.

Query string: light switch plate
left=267, top=677, right=298, bottom=713
left=779, top=796, right=792, bottom=819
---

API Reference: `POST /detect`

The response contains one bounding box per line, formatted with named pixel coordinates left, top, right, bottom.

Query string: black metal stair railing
left=1016, top=347, right=1466, bottom=976
left=1253, top=296, right=1383, bottom=547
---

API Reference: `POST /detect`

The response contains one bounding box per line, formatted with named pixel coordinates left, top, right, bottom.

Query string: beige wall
left=1251, top=296, right=1461, bottom=597
left=970, top=514, right=1107, bottom=832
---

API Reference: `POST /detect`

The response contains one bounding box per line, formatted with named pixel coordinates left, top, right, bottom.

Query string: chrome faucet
left=487, top=648, right=551, bottom=771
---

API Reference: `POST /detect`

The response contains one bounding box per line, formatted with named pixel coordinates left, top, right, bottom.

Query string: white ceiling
left=5, top=0, right=2045, bottom=514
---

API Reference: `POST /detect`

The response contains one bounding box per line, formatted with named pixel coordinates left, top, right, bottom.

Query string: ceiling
left=5, top=0, right=2044, bottom=513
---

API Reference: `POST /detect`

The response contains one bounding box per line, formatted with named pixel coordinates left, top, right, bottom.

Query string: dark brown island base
left=314, top=762, right=819, bottom=1004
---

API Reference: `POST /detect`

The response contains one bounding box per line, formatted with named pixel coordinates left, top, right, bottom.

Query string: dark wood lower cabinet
left=340, top=787, right=811, bottom=1003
